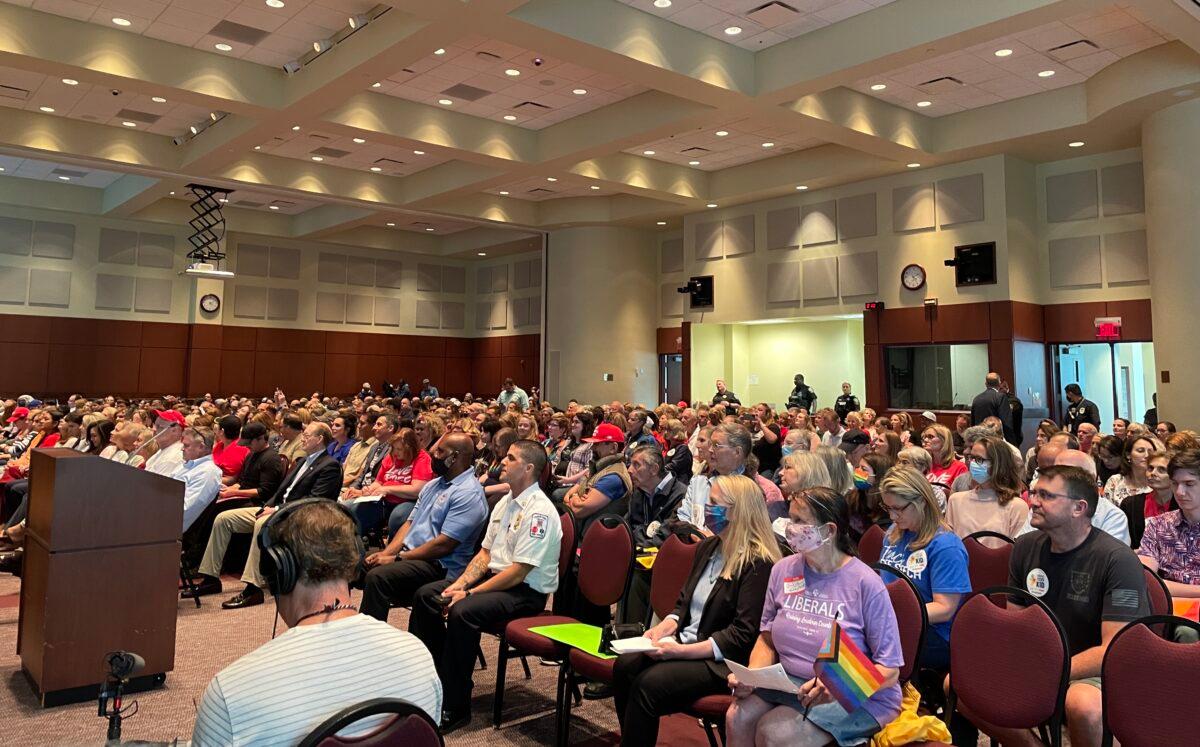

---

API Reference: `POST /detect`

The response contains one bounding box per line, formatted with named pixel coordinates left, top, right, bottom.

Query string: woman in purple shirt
left=726, top=487, right=904, bottom=746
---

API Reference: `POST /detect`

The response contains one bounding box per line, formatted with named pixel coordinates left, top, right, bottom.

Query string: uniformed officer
left=786, top=373, right=818, bottom=412
left=711, top=378, right=741, bottom=406
left=408, top=439, right=562, bottom=733
left=834, top=380, right=860, bottom=423
left=1063, top=383, right=1101, bottom=434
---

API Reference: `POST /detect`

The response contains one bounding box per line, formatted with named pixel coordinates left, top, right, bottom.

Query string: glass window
left=885, top=344, right=989, bottom=410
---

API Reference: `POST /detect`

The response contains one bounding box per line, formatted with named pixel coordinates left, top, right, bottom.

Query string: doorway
left=1051, top=342, right=1156, bottom=427
left=661, top=354, right=683, bottom=405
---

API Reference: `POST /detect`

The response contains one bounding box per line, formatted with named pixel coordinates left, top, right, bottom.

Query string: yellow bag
left=869, top=682, right=951, bottom=746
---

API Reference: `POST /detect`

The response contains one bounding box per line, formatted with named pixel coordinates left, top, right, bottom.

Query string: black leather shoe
left=583, top=681, right=613, bottom=700
left=181, top=576, right=223, bottom=599
left=439, top=709, right=471, bottom=734
left=221, top=587, right=264, bottom=609
left=0, top=549, right=21, bottom=577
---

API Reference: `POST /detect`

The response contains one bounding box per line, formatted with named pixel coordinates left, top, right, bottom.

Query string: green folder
left=528, top=622, right=616, bottom=660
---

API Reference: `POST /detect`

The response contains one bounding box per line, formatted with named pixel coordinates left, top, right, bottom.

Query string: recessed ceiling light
left=438, top=98, right=453, bottom=105
left=215, top=43, right=233, bottom=52
left=311, top=156, right=323, bottom=161
left=58, top=176, right=70, bottom=181
left=61, top=78, right=78, bottom=86
left=643, top=149, right=656, bottom=155
left=870, top=84, right=886, bottom=91
left=112, top=17, right=131, bottom=27
left=122, top=121, right=136, bottom=127
left=656, top=221, right=667, bottom=225
left=573, top=88, right=587, bottom=95
left=546, top=177, right=557, bottom=182
left=425, top=227, right=435, bottom=231
left=499, top=190, right=509, bottom=195
left=254, top=145, right=261, bottom=150
left=386, top=222, right=395, bottom=226
left=39, top=106, right=54, bottom=113
left=477, top=252, right=487, bottom=256
left=689, top=160, right=700, bottom=166
left=761, top=142, right=774, bottom=148
left=434, top=48, right=445, bottom=55
left=209, top=111, right=218, bottom=121
left=917, top=100, right=932, bottom=108
left=1068, top=141, right=1085, bottom=148
left=266, top=0, right=285, bottom=7
left=371, top=82, right=381, bottom=88
left=219, top=198, right=228, bottom=203
left=291, top=125, right=300, bottom=131
left=169, top=191, right=174, bottom=195
left=152, top=96, right=167, bottom=103
left=715, top=130, right=729, bottom=137
left=503, top=114, right=517, bottom=120
left=796, top=185, right=807, bottom=190
left=653, top=0, right=672, bottom=7
left=190, top=125, right=198, bottom=134
left=0, top=167, right=4, bottom=172
left=706, top=203, right=718, bottom=208
left=724, top=26, right=742, bottom=36
left=370, top=166, right=382, bottom=172
left=505, top=68, right=520, bottom=76
left=589, top=185, right=600, bottom=190
left=269, top=205, right=279, bottom=210
left=907, top=163, right=921, bottom=168
left=1038, top=70, right=1055, bottom=78
left=413, top=150, right=424, bottom=155
left=994, top=48, right=1013, bottom=57
left=352, top=137, right=365, bottom=144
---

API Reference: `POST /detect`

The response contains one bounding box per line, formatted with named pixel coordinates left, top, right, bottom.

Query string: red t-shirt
left=928, top=459, right=967, bottom=490
left=1144, top=494, right=1172, bottom=520
left=212, top=441, right=250, bottom=479
left=376, top=450, right=434, bottom=504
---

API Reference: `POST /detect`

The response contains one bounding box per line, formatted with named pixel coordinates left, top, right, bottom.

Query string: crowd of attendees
left=0, top=374, right=1195, bottom=747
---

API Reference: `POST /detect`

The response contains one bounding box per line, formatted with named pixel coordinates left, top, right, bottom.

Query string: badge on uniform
left=529, top=513, right=549, bottom=539
left=783, top=576, right=806, bottom=595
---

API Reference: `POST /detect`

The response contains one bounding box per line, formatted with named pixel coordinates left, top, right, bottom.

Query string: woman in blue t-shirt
left=876, top=466, right=971, bottom=671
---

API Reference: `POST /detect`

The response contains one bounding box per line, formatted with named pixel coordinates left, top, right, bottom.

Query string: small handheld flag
left=814, top=619, right=886, bottom=713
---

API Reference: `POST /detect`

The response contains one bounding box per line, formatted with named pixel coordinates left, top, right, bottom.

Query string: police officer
left=408, top=439, right=562, bottom=733
left=834, top=381, right=859, bottom=423
left=711, top=378, right=740, bottom=406
left=1063, top=383, right=1101, bottom=434
left=787, top=373, right=818, bottom=413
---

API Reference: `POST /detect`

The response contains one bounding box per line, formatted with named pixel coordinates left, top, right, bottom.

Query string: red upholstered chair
left=687, top=693, right=734, bottom=747
left=857, top=523, right=885, bottom=565
left=1101, top=615, right=1200, bottom=747
left=871, top=562, right=927, bottom=685
left=947, top=587, right=1070, bottom=747
left=495, top=515, right=634, bottom=733
left=297, top=698, right=443, bottom=747
left=963, top=531, right=1014, bottom=594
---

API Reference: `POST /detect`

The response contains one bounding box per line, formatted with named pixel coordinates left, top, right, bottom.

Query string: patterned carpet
left=0, top=575, right=712, bottom=746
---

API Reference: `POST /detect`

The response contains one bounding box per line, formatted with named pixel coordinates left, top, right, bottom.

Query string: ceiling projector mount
left=183, top=184, right=234, bottom=278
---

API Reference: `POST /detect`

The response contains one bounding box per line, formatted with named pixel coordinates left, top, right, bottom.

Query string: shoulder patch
left=529, top=513, right=550, bottom=539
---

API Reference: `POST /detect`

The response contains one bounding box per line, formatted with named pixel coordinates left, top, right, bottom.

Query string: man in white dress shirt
left=173, top=426, right=223, bottom=533
left=144, top=409, right=186, bottom=477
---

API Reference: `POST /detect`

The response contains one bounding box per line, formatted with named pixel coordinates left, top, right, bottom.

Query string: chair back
left=948, top=587, right=1069, bottom=733
left=648, top=534, right=701, bottom=624
left=963, top=532, right=1014, bottom=593
left=1101, top=615, right=1200, bottom=747
left=577, top=515, right=635, bottom=607
left=557, top=509, right=578, bottom=582
left=298, top=698, right=443, bottom=747
left=871, top=562, right=927, bottom=685
left=857, top=524, right=884, bottom=565
left=1142, top=566, right=1172, bottom=617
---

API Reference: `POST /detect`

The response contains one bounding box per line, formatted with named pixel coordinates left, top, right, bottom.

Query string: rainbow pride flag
left=814, top=620, right=886, bottom=713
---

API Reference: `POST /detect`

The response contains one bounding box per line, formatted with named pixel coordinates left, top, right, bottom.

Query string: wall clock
left=199, top=293, right=221, bottom=313
left=901, top=263, right=927, bottom=291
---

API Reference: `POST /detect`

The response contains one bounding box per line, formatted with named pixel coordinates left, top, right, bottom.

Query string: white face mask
left=785, top=522, right=828, bottom=554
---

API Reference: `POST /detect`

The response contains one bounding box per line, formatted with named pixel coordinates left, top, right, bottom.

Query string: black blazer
left=1122, top=493, right=1177, bottom=548
left=970, top=388, right=1008, bottom=427
left=266, top=452, right=343, bottom=507
left=626, top=476, right=689, bottom=548
left=672, top=535, right=773, bottom=674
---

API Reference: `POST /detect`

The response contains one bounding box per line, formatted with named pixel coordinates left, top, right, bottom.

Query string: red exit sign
left=1095, top=316, right=1122, bottom=341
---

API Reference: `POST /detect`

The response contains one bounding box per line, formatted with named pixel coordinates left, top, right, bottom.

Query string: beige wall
left=545, top=226, right=658, bottom=405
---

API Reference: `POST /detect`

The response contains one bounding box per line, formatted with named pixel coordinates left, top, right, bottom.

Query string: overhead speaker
left=947, top=242, right=996, bottom=287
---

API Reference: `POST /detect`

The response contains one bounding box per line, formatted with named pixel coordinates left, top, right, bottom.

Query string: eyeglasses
left=710, top=441, right=738, bottom=452
left=964, top=455, right=991, bottom=466
left=881, top=501, right=912, bottom=517
left=1032, top=488, right=1073, bottom=502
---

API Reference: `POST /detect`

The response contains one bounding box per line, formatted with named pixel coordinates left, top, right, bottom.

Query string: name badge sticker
left=906, top=549, right=928, bottom=575
left=783, top=576, right=806, bottom=595
left=1027, top=568, right=1049, bottom=597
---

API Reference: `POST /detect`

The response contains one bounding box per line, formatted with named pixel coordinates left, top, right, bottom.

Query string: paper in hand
left=727, top=661, right=801, bottom=694
left=609, top=636, right=676, bottom=655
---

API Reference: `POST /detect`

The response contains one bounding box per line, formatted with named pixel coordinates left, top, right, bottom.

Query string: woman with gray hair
left=898, top=446, right=948, bottom=511
left=814, top=445, right=853, bottom=497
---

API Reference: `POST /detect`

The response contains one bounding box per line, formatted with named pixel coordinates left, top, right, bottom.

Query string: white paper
left=727, top=661, right=800, bottom=694
left=350, top=494, right=383, bottom=505
left=609, top=636, right=676, bottom=654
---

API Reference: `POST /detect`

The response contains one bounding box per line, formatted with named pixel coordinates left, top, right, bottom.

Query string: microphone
left=131, top=426, right=171, bottom=457
left=104, top=651, right=145, bottom=680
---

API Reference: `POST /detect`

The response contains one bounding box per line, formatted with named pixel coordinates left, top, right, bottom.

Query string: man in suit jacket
left=188, top=422, right=343, bottom=609
left=970, top=372, right=1009, bottom=433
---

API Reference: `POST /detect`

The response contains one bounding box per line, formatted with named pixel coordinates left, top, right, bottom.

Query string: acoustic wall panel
left=1046, top=170, right=1098, bottom=223
left=416, top=263, right=442, bottom=292
left=513, top=259, right=533, bottom=290
left=28, top=268, right=70, bottom=307
left=415, top=300, right=440, bottom=329
left=661, top=238, right=684, bottom=272
left=267, top=288, right=299, bottom=320
left=134, top=277, right=173, bottom=314
left=32, top=222, right=76, bottom=259
left=315, top=292, right=346, bottom=323
left=937, top=173, right=985, bottom=226
left=347, top=257, right=376, bottom=286
left=723, top=215, right=755, bottom=257
left=269, top=246, right=301, bottom=279
left=475, top=300, right=493, bottom=329
left=529, top=295, right=541, bottom=324
left=892, top=183, right=935, bottom=232
left=489, top=297, right=508, bottom=329
left=766, top=207, right=801, bottom=250
left=475, top=266, right=492, bottom=294
left=800, top=200, right=837, bottom=246
left=0, top=266, right=29, bottom=305
left=373, top=296, right=402, bottom=326
left=695, top=220, right=722, bottom=260
left=137, top=233, right=174, bottom=268
left=346, top=294, right=374, bottom=325
left=376, top=259, right=404, bottom=289
left=237, top=244, right=270, bottom=276
left=837, top=193, right=877, bottom=240
left=94, top=273, right=132, bottom=310
left=490, top=264, right=508, bottom=293
left=839, top=251, right=879, bottom=297
left=440, top=301, right=465, bottom=330
left=1101, top=162, right=1145, bottom=216
left=662, top=282, right=685, bottom=317
left=0, top=217, right=31, bottom=256
left=1048, top=235, right=1102, bottom=288
left=1103, top=230, right=1149, bottom=284
left=233, top=285, right=268, bottom=318
left=442, top=266, right=466, bottom=294
left=512, top=297, right=531, bottom=328
left=98, top=227, right=137, bottom=264
left=766, top=261, right=801, bottom=303
left=802, top=257, right=838, bottom=300
left=317, top=253, right=347, bottom=284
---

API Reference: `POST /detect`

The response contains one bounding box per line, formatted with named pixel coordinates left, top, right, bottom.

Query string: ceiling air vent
left=0, top=85, right=30, bottom=101
left=918, top=76, right=965, bottom=95
left=680, top=146, right=711, bottom=154
left=1047, top=39, right=1099, bottom=61
left=441, top=83, right=491, bottom=101
left=527, top=187, right=554, bottom=195
left=747, top=2, right=800, bottom=28
left=514, top=101, right=551, bottom=111
left=209, top=20, right=270, bottom=46
left=310, top=147, right=350, bottom=158
left=50, top=168, right=88, bottom=179
left=116, top=109, right=160, bottom=124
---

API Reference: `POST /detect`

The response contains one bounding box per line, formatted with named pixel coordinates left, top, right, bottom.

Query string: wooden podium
left=18, top=450, right=183, bottom=706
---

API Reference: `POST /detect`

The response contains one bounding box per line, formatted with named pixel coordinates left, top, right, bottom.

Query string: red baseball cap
left=583, top=422, right=626, bottom=444
left=154, top=409, right=187, bottom=428
left=5, top=406, right=29, bottom=423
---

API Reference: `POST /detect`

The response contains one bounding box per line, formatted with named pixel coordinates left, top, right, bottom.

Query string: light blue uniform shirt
left=403, top=467, right=489, bottom=580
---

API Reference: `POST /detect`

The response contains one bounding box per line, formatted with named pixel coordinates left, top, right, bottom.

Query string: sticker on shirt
left=783, top=576, right=806, bottom=595
left=529, top=513, right=550, bottom=540
left=1026, top=568, right=1049, bottom=597
left=905, top=549, right=928, bottom=575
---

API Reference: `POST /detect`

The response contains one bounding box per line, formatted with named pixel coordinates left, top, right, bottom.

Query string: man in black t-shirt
left=986, top=465, right=1149, bottom=747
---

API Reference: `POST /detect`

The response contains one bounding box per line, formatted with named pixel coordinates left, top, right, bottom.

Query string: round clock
left=901, top=263, right=927, bottom=291
left=199, top=293, right=221, bottom=313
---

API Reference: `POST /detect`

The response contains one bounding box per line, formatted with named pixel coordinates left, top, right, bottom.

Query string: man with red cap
left=145, top=409, right=186, bottom=477
left=563, top=422, right=633, bottom=535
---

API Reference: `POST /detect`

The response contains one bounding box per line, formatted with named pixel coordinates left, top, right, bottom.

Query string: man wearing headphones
left=191, top=500, right=441, bottom=746
left=409, top=439, right=563, bottom=733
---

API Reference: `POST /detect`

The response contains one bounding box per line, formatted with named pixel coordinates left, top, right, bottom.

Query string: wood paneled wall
left=0, top=314, right=539, bottom=399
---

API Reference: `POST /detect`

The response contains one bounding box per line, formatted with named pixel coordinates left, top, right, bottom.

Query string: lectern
left=18, top=450, right=183, bottom=706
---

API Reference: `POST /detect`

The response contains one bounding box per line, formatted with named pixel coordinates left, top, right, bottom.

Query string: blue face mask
left=781, top=445, right=794, bottom=457
left=969, top=461, right=990, bottom=484
left=704, top=504, right=730, bottom=535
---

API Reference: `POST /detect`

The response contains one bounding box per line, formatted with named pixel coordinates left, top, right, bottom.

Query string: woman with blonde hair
left=814, top=445, right=853, bottom=497
left=613, top=474, right=780, bottom=747
left=921, top=423, right=966, bottom=496
left=877, top=466, right=970, bottom=672
left=414, top=413, right=445, bottom=453
left=777, top=451, right=831, bottom=498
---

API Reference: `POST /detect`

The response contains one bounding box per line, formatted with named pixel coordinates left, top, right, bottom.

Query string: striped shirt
left=192, top=614, right=441, bottom=746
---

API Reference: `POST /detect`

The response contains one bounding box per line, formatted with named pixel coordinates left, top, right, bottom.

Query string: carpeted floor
left=0, top=575, right=713, bottom=746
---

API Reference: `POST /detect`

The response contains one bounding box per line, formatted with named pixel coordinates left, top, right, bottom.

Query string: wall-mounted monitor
left=949, top=241, right=996, bottom=287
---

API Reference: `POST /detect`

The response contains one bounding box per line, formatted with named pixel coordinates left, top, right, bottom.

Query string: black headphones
left=257, top=498, right=365, bottom=597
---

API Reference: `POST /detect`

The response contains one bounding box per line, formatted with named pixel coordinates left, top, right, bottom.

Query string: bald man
left=1019, top=448, right=1130, bottom=544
